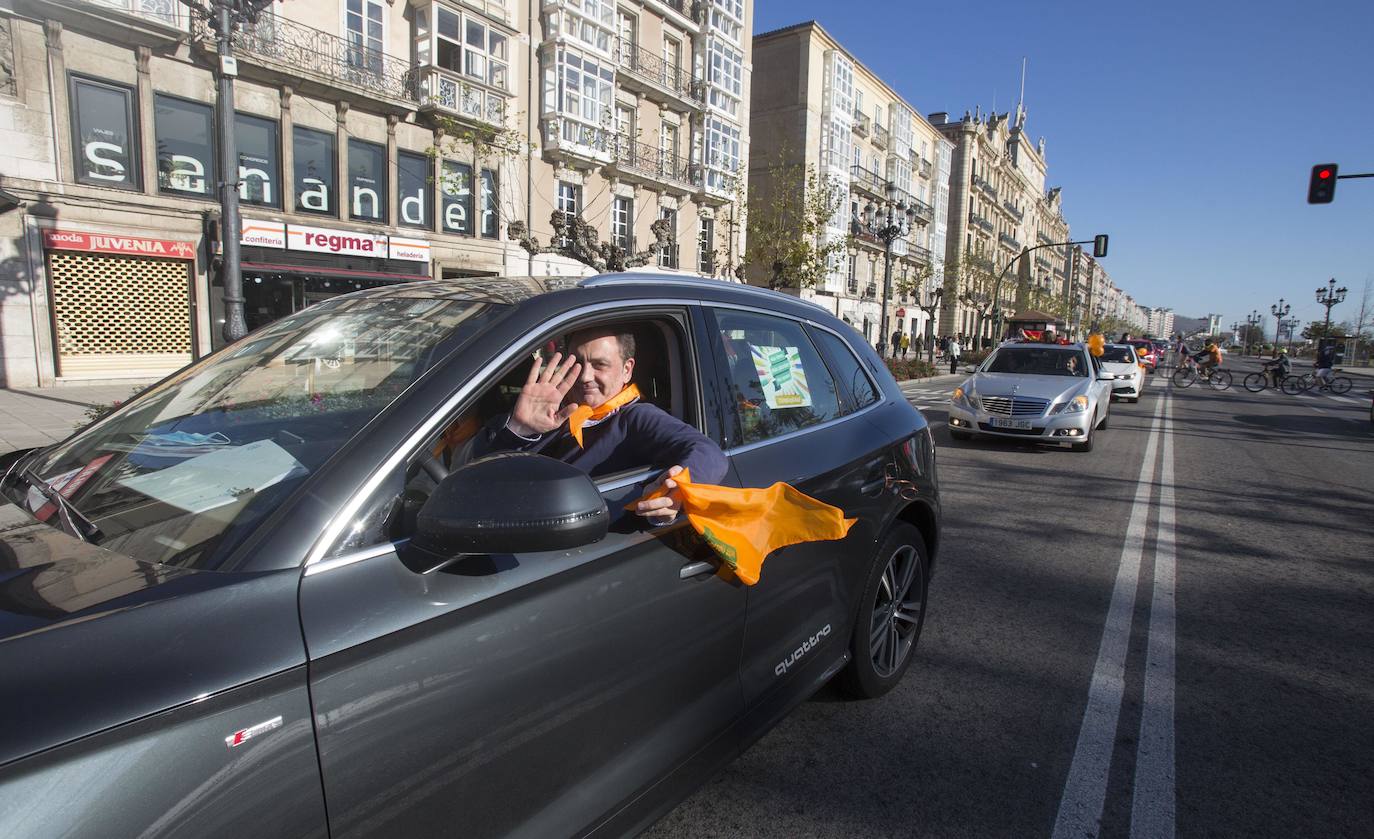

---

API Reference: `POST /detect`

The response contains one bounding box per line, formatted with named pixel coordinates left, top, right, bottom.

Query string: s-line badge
left=225, top=716, right=283, bottom=748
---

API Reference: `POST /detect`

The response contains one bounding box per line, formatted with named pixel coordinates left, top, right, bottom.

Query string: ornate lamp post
left=851, top=182, right=916, bottom=357
left=1315, top=277, right=1348, bottom=339
left=1270, top=298, right=1291, bottom=357
left=1244, top=309, right=1262, bottom=356
left=915, top=282, right=943, bottom=363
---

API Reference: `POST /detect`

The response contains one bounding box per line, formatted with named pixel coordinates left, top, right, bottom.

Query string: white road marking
left=1051, top=394, right=1167, bottom=839
left=1132, top=390, right=1177, bottom=839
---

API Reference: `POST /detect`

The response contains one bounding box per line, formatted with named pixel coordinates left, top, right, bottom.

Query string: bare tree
left=744, top=147, right=851, bottom=290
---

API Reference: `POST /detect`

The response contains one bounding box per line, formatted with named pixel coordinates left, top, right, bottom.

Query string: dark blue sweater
left=473, top=402, right=729, bottom=484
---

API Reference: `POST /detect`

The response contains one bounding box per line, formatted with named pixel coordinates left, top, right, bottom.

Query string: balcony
left=850, top=164, right=888, bottom=198
left=541, top=115, right=616, bottom=165
left=872, top=123, right=889, bottom=150
left=853, top=111, right=871, bottom=137
left=1035, top=255, right=1053, bottom=270
left=909, top=195, right=933, bottom=225
left=192, top=12, right=417, bottom=108
left=693, top=163, right=739, bottom=202
left=918, top=157, right=933, bottom=179
left=413, top=67, right=508, bottom=129
left=34, top=0, right=185, bottom=43
left=864, top=282, right=878, bottom=299
left=609, top=136, right=697, bottom=193
left=1037, top=232, right=1054, bottom=245
left=972, top=174, right=997, bottom=200
left=907, top=243, right=933, bottom=263
left=968, top=212, right=994, bottom=234
left=616, top=39, right=705, bottom=110
left=999, top=232, right=1021, bottom=251
left=1003, top=199, right=1024, bottom=221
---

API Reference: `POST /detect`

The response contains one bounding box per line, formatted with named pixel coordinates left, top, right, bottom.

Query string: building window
left=614, top=103, right=634, bottom=139
left=708, top=7, right=741, bottom=43
left=70, top=75, right=139, bottom=190
left=704, top=116, right=740, bottom=191
left=293, top=126, right=336, bottom=215
left=611, top=196, right=633, bottom=251
left=707, top=37, right=742, bottom=115
left=345, top=0, right=384, bottom=76
left=547, top=47, right=615, bottom=147
left=658, top=207, right=678, bottom=268
left=434, top=7, right=508, bottom=91
left=235, top=113, right=280, bottom=208
left=480, top=168, right=498, bottom=238
left=560, top=0, right=615, bottom=53
left=348, top=138, right=387, bottom=222
left=154, top=94, right=214, bottom=198
left=557, top=180, right=581, bottom=245
left=440, top=160, right=474, bottom=235
left=698, top=217, right=714, bottom=274
left=397, top=151, right=432, bottom=229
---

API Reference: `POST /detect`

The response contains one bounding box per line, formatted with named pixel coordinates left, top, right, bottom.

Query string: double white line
left=1052, top=387, right=1178, bottom=839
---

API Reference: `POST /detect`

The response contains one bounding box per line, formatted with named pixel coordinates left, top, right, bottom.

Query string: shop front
left=41, top=229, right=198, bottom=380
left=210, top=220, right=432, bottom=351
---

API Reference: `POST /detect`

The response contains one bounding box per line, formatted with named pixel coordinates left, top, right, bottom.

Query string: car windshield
left=1101, top=346, right=1138, bottom=363
left=2, top=296, right=503, bottom=570
left=984, top=347, right=1087, bottom=377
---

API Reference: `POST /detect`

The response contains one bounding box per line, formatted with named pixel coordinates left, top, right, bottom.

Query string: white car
left=947, top=341, right=1113, bottom=452
left=1098, top=343, right=1147, bottom=402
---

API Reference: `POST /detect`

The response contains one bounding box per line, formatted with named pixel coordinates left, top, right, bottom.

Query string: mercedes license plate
left=989, top=417, right=1032, bottom=430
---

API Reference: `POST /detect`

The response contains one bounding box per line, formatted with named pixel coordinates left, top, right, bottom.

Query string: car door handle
left=680, top=560, right=715, bottom=579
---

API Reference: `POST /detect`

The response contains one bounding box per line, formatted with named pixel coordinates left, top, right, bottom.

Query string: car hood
left=1101, top=361, right=1141, bottom=374
left=0, top=499, right=304, bottom=767
left=966, top=372, right=1092, bottom=402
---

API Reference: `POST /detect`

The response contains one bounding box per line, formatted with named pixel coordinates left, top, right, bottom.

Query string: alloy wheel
left=869, top=544, right=925, bottom=678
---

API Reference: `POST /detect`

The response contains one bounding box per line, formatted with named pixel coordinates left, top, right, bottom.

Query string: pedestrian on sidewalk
left=890, top=329, right=902, bottom=358
left=899, top=333, right=910, bottom=358
left=948, top=336, right=962, bottom=374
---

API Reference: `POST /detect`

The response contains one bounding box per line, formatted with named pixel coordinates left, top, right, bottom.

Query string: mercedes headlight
left=1052, top=394, right=1089, bottom=415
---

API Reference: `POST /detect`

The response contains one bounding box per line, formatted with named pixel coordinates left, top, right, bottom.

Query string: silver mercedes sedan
left=946, top=341, right=1113, bottom=452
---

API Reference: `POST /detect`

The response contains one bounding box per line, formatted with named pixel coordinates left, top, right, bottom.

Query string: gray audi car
left=947, top=340, right=1113, bottom=452
left=0, top=274, right=940, bottom=838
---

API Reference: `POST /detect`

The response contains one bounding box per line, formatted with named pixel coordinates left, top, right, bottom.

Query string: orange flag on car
left=627, top=468, right=856, bottom=586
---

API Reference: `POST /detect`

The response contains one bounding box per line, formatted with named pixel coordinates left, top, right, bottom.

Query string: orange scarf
left=567, top=383, right=640, bottom=447
left=628, top=468, right=855, bottom=586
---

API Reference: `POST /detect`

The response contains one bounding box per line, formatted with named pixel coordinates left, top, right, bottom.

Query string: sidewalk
left=0, top=384, right=144, bottom=455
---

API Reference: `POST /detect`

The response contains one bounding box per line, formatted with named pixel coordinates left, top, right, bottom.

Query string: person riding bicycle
left=1262, top=348, right=1291, bottom=387
left=1314, top=342, right=1338, bottom=389
left=1192, top=340, right=1222, bottom=376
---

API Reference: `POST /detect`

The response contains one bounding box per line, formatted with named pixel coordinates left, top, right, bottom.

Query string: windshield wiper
left=20, top=468, right=102, bottom=543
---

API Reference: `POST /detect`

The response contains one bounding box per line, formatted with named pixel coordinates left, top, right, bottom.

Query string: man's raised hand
left=508, top=352, right=581, bottom=437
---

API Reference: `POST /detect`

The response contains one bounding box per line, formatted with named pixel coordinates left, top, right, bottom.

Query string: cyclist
left=1192, top=340, right=1222, bottom=377
left=1314, top=342, right=1338, bottom=389
left=1262, top=348, right=1291, bottom=388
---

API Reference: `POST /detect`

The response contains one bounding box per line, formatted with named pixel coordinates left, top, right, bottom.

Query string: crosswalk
left=899, top=377, right=960, bottom=413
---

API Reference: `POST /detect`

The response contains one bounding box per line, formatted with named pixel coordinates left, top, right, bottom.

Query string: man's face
left=571, top=335, right=634, bottom=408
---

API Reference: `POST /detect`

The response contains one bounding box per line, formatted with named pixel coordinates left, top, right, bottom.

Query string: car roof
left=337, top=272, right=833, bottom=317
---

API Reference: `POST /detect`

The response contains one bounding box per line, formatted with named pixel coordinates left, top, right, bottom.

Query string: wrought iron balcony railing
left=614, top=136, right=696, bottom=187
left=909, top=195, right=933, bottom=222
left=968, top=212, right=994, bottom=233
left=972, top=174, right=997, bottom=200
left=193, top=11, right=417, bottom=103
left=850, top=164, right=887, bottom=196
left=1003, top=199, right=1024, bottom=221
left=907, top=243, right=933, bottom=263
left=999, top=232, right=1021, bottom=250
left=616, top=39, right=704, bottom=105
left=872, top=123, right=889, bottom=150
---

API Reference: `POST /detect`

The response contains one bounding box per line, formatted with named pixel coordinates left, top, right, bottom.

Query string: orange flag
left=566, top=384, right=641, bottom=447
left=628, top=468, right=856, bottom=586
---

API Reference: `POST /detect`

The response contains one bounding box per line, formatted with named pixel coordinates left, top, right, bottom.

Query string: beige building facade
left=0, top=0, right=749, bottom=387
left=748, top=21, right=950, bottom=350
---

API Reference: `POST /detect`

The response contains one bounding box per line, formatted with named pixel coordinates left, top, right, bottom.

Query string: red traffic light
left=1308, top=163, right=1338, bottom=204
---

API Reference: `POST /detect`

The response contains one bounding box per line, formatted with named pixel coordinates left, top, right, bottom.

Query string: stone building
left=0, top=0, right=750, bottom=387
left=748, top=20, right=950, bottom=350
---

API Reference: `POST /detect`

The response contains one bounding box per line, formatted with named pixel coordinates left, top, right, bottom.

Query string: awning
left=241, top=262, right=427, bottom=282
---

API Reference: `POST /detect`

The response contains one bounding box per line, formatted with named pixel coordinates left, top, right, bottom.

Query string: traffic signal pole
left=989, top=235, right=1108, bottom=344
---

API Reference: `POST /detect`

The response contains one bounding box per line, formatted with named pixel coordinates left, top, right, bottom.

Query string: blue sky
left=753, top=0, right=1374, bottom=333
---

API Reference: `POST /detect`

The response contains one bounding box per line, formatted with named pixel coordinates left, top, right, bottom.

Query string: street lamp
left=1315, top=277, right=1348, bottom=339
left=851, top=183, right=916, bottom=357
left=1244, top=309, right=1262, bottom=356
left=1270, top=298, right=1291, bottom=357
left=916, top=281, right=943, bottom=363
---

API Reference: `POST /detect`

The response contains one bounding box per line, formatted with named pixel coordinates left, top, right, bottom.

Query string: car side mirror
left=1098, top=373, right=1116, bottom=381
left=411, top=453, right=609, bottom=561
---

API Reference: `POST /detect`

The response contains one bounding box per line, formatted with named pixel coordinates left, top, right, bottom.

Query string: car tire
left=1072, top=431, right=1094, bottom=453
left=1097, top=409, right=1108, bottom=430
left=837, top=523, right=928, bottom=700
left=949, top=428, right=972, bottom=441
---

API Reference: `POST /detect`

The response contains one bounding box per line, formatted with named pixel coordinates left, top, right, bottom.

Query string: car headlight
left=952, top=386, right=972, bottom=408
left=1052, top=395, right=1089, bottom=414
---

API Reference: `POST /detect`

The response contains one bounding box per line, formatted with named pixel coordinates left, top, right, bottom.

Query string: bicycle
left=1172, top=355, right=1232, bottom=390
left=1242, top=366, right=1293, bottom=393
left=1280, top=367, right=1353, bottom=395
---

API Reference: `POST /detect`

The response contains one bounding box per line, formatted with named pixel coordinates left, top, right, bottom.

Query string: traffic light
left=1307, top=163, right=1338, bottom=204
left=1093, top=234, right=1109, bottom=259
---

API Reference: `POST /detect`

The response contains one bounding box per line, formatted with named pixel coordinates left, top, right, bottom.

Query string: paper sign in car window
left=118, top=439, right=307, bottom=515
left=749, top=345, right=812, bottom=409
